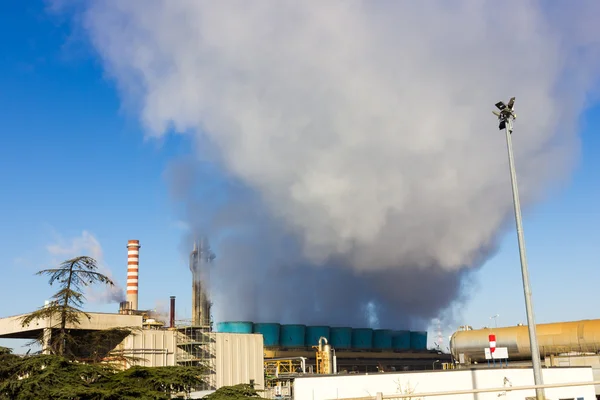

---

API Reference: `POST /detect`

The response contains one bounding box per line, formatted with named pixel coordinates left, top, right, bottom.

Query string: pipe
left=169, top=296, right=176, bottom=328
left=334, top=380, right=600, bottom=400
left=266, top=356, right=307, bottom=373
left=318, top=336, right=334, bottom=374
left=126, top=240, right=141, bottom=311
left=332, top=349, right=337, bottom=374
left=318, top=336, right=328, bottom=351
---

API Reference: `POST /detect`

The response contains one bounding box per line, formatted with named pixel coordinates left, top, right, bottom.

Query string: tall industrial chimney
left=190, top=238, right=215, bottom=328
left=126, top=240, right=140, bottom=311
left=169, top=296, right=176, bottom=328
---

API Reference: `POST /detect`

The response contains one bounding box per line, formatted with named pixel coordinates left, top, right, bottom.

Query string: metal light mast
left=493, top=97, right=545, bottom=400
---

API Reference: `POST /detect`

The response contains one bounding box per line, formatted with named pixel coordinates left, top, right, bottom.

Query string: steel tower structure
left=189, top=237, right=216, bottom=329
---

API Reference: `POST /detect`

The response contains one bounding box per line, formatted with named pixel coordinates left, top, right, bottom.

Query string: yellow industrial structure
left=313, top=336, right=334, bottom=374
left=450, top=319, right=600, bottom=364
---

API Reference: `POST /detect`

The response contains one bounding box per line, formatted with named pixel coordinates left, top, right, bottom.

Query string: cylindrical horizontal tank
left=450, top=319, right=600, bottom=363
left=392, top=330, right=411, bottom=350
left=253, top=323, right=281, bottom=347
left=280, top=324, right=306, bottom=347
left=330, top=327, right=352, bottom=349
left=410, top=331, right=428, bottom=350
left=373, top=329, right=393, bottom=349
left=352, top=328, right=373, bottom=349
left=305, top=326, right=331, bottom=347
left=216, top=321, right=253, bottom=333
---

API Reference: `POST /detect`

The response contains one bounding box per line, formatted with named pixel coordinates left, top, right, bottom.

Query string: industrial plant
left=0, top=239, right=599, bottom=399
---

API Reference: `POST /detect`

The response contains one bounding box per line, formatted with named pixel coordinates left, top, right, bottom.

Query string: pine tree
left=20, top=256, right=114, bottom=356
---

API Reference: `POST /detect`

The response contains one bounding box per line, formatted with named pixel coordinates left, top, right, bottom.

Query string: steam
left=71, top=1, right=600, bottom=328
left=46, top=230, right=125, bottom=304
left=149, top=299, right=170, bottom=326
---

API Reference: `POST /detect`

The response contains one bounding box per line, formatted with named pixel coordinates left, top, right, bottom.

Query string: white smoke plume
left=66, top=1, right=600, bottom=328
left=46, top=230, right=125, bottom=304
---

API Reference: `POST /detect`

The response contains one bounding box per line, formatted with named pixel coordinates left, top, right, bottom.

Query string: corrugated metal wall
left=115, top=330, right=265, bottom=390
left=119, top=329, right=177, bottom=367
left=214, top=333, right=265, bottom=389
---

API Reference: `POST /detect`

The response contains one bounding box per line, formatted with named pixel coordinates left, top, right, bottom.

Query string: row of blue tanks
left=216, top=321, right=428, bottom=351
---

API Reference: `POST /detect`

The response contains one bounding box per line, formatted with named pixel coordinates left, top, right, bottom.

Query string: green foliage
left=20, top=256, right=114, bottom=356
left=204, top=384, right=265, bottom=399
left=0, top=353, right=205, bottom=400
left=0, top=347, right=12, bottom=356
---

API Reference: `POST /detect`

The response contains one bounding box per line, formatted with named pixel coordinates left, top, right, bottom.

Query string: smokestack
left=170, top=296, right=176, bottom=328
left=126, top=240, right=140, bottom=311
left=190, top=238, right=215, bottom=328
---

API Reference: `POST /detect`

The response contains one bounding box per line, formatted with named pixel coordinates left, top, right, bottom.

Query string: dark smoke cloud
left=166, top=160, right=483, bottom=329
left=64, top=1, right=600, bottom=329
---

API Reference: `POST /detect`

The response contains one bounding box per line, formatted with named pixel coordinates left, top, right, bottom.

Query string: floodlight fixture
left=493, top=97, right=517, bottom=132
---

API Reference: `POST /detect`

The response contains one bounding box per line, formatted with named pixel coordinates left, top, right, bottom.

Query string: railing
left=332, top=380, right=600, bottom=399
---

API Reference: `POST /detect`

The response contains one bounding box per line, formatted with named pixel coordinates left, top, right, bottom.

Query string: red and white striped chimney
left=126, top=240, right=140, bottom=311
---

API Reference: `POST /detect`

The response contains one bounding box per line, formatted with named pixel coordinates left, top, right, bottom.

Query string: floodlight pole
left=500, top=110, right=545, bottom=400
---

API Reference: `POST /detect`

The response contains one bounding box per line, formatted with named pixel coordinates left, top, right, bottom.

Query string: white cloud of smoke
left=47, top=230, right=125, bottom=304
left=70, top=1, right=600, bottom=328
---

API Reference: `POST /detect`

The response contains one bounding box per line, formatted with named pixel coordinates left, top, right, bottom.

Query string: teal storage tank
left=216, top=321, right=253, bottom=333
left=305, top=326, right=331, bottom=347
left=392, top=330, right=411, bottom=350
left=253, top=323, right=281, bottom=347
left=373, top=329, right=393, bottom=349
left=280, top=324, right=306, bottom=347
left=410, top=331, right=428, bottom=350
left=330, top=327, right=352, bottom=349
left=352, top=328, right=373, bottom=349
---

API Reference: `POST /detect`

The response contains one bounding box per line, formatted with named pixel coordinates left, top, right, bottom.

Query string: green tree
left=0, top=352, right=205, bottom=400
left=20, top=256, right=114, bottom=357
left=203, top=384, right=266, bottom=400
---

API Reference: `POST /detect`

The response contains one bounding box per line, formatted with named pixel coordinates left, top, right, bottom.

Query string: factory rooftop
left=0, top=311, right=142, bottom=339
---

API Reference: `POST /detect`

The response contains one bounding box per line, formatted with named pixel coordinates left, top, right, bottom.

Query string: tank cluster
left=216, top=321, right=428, bottom=351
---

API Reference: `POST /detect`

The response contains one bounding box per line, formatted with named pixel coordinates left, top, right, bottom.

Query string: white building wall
left=118, top=329, right=177, bottom=368
left=293, top=367, right=595, bottom=400
left=214, top=333, right=264, bottom=390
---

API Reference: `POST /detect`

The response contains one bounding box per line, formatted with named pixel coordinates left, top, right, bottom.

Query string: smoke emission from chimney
left=73, top=1, right=600, bottom=328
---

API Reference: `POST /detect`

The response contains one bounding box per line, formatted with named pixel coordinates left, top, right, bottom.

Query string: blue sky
left=1, top=1, right=599, bottom=352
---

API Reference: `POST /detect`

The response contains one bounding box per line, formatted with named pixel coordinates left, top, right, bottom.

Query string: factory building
left=0, top=239, right=264, bottom=391
left=4, top=238, right=597, bottom=398
left=217, top=321, right=445, bottom=374
left=0, top=310, right=265, bottom=390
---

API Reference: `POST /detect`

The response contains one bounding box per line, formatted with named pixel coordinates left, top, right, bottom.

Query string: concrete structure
left=126, top=240, right=140, bottom=311
left=293, top=367, right=596, bottom=400
left=0, top=311, right=142, bottom=354
left=546, top=354, right=600, bottom=395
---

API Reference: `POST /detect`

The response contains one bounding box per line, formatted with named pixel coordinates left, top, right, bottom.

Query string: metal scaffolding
left=175, top=324, right=216, bottom=390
